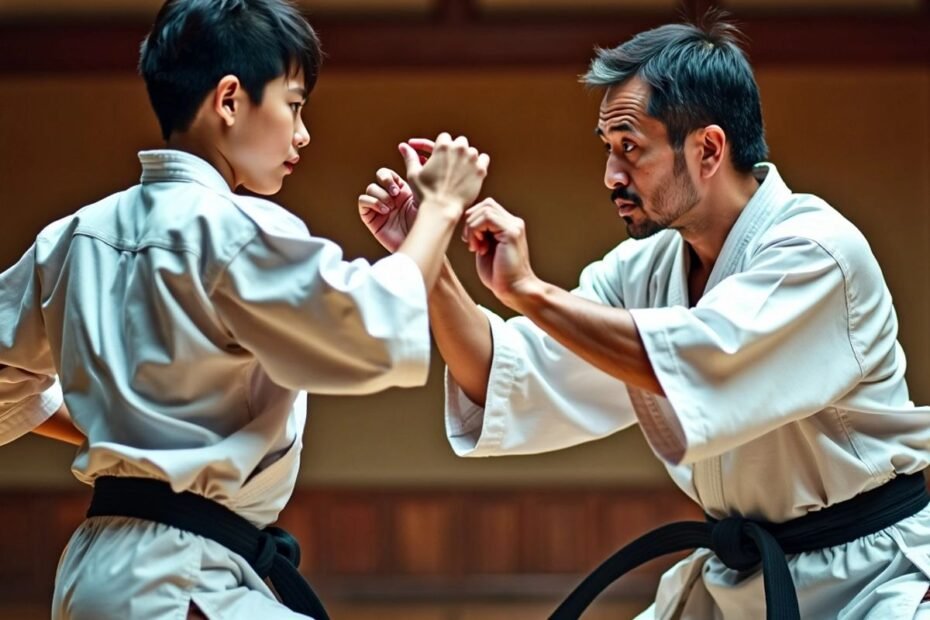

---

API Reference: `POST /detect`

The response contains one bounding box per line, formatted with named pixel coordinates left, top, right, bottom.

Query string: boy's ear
left=214, top=75, right=242, bottom=127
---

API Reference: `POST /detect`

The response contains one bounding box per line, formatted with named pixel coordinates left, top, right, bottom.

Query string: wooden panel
left=723, top=0, right=921, bottom=10
left=479, top=0, right=677, bottom=11
left=462, top=493, right=522, bottom=573
left=320, top=495, right=388, bottom=575
left=0, top=486, right=698, bottom=603
left=0, top=0, right=433, bottom=18
left=0, top=0, right=163, bottom=17
left=391, top=495, right=463, bottom=575
left=0, top=10, right=927, bottom=74
left=0, top=490, right=90, bottom=603
left=599, top=491, right=700, bottom=581
left=12, top=482, right=922, bottom=608
left=522, top=493, right=598, bottom=573
left=274, top=491, right=322, bottom=573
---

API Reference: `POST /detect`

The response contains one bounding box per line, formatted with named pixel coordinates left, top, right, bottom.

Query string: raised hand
left=358, top=167, right=418, bottom=253
left=462, top=198, right=539, bottom=310
left=400, top=133, right=489, bottom=219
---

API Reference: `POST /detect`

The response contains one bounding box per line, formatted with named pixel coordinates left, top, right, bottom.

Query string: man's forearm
left=396, top=199, right=462, bottom=291
left=514, top=278, right=664, bottom=396
left=429, top=259, right=493, bottom=406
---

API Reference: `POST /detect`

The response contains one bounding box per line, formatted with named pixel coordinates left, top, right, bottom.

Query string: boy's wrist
left=418, top=195, right=465, bottom=220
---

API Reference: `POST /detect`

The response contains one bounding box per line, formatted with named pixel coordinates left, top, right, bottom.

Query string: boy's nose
left=294, top=130, right=310, bottom=149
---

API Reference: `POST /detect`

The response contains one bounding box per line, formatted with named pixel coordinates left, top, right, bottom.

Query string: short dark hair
left=584, top=14, right=767, bottom=173
left=140, top=0, right=322, bottom=141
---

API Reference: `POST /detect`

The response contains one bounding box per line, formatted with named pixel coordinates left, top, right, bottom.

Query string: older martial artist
left=359, top=16, right=930, bottom=620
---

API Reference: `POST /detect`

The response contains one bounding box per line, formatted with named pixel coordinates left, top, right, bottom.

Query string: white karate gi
left=0, top=150, right=431, bottom=619
left=445, top=163, right=930, bottom=619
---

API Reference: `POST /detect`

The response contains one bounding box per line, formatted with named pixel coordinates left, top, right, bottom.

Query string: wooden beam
left=0, top=10, right=927, bottom=76
left=683, top=0, right=720, bottom=21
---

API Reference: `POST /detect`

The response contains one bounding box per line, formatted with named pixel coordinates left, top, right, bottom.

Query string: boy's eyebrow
left=289, top=86, right=308, bottom=100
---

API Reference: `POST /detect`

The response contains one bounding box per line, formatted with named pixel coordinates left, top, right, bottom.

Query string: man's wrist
left=507, top=275, right=550, bottom=315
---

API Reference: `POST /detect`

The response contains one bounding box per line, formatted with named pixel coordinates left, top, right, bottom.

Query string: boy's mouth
left=284, top=157, right=299, bottom=174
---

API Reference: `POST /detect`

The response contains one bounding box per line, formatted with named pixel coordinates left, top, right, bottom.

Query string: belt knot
left=255, top=526, right=301, bottom=577
left=711, top=517, right=760, bottom=571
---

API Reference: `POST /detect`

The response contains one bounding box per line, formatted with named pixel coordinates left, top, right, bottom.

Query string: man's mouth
left=614, top=200, right=638, bottom=216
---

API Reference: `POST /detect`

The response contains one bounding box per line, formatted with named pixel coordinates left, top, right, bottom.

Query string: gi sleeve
left=630, top=235, right=865, bottom=465
left=0, top=245, right=63, bottom=445
left=211, top=228, right=430, bottom=395
left=446, top=251, right=637, bottom=457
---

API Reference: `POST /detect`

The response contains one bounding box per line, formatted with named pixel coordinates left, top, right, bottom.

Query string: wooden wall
left=0, top=486, right=700, bottom=605
left=0, top=0, right=929, bottom=609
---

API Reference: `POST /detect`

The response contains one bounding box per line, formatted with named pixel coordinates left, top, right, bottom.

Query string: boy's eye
left=290, top=102, right=303, bottom=113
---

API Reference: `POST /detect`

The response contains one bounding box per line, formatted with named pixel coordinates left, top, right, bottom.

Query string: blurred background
left=0, top=0, right=928, bottom=618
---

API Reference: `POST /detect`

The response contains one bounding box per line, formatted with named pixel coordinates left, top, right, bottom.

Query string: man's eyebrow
left=594, top=121, right=636, bottom=137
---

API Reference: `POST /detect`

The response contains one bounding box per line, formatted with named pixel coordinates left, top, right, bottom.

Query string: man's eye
left=623, top=142, right=636, bottom=153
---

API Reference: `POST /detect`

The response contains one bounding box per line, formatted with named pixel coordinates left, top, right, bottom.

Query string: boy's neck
left=166, top=133, right=237, bottom=191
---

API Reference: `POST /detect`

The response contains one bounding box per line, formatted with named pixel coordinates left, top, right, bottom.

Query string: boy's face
left=228, top=69, right=310, bottom=195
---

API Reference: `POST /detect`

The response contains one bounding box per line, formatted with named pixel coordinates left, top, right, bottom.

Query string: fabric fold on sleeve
left=213, top=224, right=431, bottom=395
left=445, top=307, right=637, bottom=457
left=0, top=244, right=61, bottom=445
left=629, top=236, right=864, bottom=465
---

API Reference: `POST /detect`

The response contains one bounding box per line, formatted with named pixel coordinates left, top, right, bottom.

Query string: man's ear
left=697, top=124, right=726, bottom=179
left=213, top=75, right=242, bottom=128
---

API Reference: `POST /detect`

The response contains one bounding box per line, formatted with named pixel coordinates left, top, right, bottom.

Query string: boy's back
left=0, top=148, right=432, bottom=619
left=0, top=1, right=490, bottom=617
left=26, top=149, right=431, bottom=528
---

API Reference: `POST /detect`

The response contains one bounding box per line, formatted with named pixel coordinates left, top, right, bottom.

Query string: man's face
left=227, top=69, right=310, bottom=195
left=596, top=77, right=699, bottom=240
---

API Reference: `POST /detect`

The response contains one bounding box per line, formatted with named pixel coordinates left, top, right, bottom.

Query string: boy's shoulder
left=224, top=193, right=310, bottom=241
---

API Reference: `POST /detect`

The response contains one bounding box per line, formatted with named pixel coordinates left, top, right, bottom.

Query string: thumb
left=398, top=143, right=422, bottom=178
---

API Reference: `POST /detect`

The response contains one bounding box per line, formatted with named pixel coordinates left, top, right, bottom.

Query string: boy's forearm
left=395, top=198, right=462, bottom=291
left=429, top=259, right=493, bottom=406
left=33, top=404, right=84, bottom=446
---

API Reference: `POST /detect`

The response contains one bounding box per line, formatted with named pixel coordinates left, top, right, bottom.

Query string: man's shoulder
left=757, top=192, right=880, bottom=281
left=764, top=193, right=871, bottom=257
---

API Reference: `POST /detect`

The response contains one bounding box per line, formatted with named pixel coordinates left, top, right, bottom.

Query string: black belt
left=87, top=476, right=329, bottom=620
left=550, top=472, right=929, bottom=620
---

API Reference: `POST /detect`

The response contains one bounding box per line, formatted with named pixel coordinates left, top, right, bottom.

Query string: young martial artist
left=0, top=1, right=489, bottom=619
left=360, top=15, right=930, bottom=620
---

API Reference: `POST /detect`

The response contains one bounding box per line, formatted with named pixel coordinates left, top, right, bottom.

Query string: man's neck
left=680, top=170, right=761, bottom=273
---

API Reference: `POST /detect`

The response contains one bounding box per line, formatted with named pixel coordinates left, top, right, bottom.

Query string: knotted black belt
left=550, top=472, right=929, bottom=620
left=87, top=476, right=329, bottom=620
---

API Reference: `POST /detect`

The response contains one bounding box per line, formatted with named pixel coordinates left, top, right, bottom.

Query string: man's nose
left=604, top=157, right=630, bottom=190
